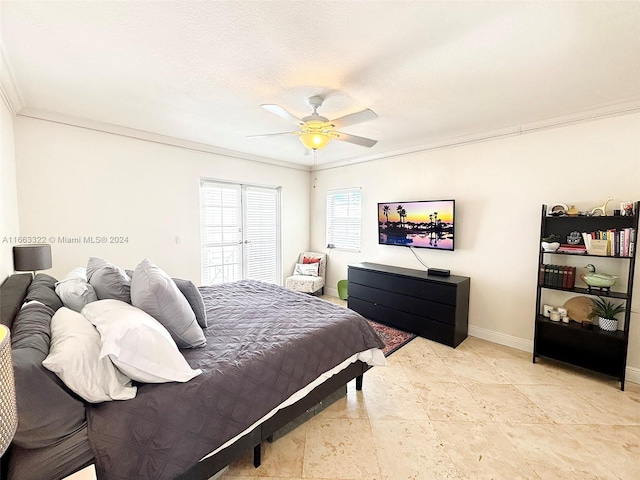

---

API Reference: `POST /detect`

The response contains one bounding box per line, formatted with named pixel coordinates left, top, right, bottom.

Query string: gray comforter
left=87, top=280, right=384, bottom=479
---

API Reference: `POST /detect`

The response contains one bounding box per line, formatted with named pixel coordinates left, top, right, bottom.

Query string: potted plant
left=590, top=296, right=626, bottom=332
left=541, top=234, right=560, bottom=252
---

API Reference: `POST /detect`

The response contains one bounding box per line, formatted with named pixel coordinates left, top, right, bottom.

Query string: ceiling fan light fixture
left=299, top=132, right=331, bottom=150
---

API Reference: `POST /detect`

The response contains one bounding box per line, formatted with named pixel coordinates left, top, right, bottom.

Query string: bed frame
left=179, top=361, right=367, bottom=479
left=0, top=273, right=370, bottom=480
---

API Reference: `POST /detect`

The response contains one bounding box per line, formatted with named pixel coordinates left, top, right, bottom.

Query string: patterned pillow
left=294, top=263, right=319, bottom=276
left=303, top=257, right=321, bottom=264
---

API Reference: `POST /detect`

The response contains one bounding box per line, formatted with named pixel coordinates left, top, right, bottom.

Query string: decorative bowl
left=580, top=273, right=617, bottom=288
left=541, top=241, right=560, bottom=252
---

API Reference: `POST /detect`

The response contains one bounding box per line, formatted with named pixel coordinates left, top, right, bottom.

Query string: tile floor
left=219, top=297, right=640, bottom=480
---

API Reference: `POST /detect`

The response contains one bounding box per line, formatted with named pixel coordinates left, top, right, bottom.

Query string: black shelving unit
left=533, top=202, right=638, bottom=390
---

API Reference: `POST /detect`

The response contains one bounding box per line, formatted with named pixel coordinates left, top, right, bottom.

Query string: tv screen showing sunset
left=378, top=200, right=455, bottom=250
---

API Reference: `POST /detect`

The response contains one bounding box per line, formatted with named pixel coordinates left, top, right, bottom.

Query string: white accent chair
left=284, top=252, right=327, bottom=295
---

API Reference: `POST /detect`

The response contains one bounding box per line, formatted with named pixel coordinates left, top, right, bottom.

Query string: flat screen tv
left=378, top=199, right=455, bottom=250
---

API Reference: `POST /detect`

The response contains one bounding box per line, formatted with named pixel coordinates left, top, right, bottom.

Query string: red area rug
left=367, top=320, right=416, bottom=356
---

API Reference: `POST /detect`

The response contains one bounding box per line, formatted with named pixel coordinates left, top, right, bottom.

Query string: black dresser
left=347, top=262, right=470, bottom=347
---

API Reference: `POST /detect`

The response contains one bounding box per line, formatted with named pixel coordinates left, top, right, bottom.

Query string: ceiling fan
left=248, top=96, right=378, bottom=151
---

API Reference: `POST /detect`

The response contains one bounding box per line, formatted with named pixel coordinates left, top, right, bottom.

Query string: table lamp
left=0, top=324, right=18, bottom=457
left=13, top=244, right=52, bottom=277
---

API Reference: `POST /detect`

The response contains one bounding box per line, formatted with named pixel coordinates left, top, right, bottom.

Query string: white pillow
left=81, top=299, right=202, bottom=383
left=42, top=307, right=137, bottom=403
left=294, top=263, right=319, bottom=276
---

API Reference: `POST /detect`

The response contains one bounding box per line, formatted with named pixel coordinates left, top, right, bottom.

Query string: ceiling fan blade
left=260, top=104, right=303, bottom=125
left=247, top=131, right=297, bottom=139
left=333, top=132, right=377, bottom=148
left=330, top=108, right=378, bottom=129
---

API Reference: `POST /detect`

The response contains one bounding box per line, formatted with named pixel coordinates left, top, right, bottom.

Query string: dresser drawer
left=348, top=297, right=457, bottom=347
left=349, top=283, right=456, bottom=325
left=349, top=268, right=457, bottom=305
left=347, top=263, right=470, bottom=348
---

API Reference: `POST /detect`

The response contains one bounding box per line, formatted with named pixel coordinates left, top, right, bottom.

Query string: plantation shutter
left=326, top=188, right=362, bottom=251
left=243, top=185, right=281, bottom=284
left=201, top=180, right=281, bottom=286
left=200, top=181, right=242, bottom=285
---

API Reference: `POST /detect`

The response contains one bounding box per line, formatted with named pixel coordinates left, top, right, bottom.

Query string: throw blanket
left=87, top=280, right=384, bottom=479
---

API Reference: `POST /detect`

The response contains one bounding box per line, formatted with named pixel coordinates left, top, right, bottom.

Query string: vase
left=541, top=242, right=560, bottom=252
left=598, top=316, right=618, bottom=332
left=567, top=205, right=579, bottom=216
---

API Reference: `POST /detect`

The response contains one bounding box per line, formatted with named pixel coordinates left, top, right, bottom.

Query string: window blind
left=326, top=188, right=362, bottom=251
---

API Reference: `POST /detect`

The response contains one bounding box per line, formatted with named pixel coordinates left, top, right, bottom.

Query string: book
left=568, top=266, right=576, bottom=288
left=553, top=265, right=561, bottom=287
left=623, top=228, right=631, bottom=256
left=557, top=244, right=587, bottom=254
left=544, top=264, right=551, bottom=286
left=588, top=239, right=609, bottom=256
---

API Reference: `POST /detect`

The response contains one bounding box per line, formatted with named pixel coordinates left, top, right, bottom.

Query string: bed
left=0, top=270, right=385, bottom=480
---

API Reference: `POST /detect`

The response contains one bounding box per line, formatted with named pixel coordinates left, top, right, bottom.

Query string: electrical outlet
left=175, top=235, right=183, bottom=245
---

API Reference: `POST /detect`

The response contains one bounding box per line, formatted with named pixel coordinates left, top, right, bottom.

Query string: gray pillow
left=24, top=273, right=63, bottom=312
left=55, top=278, right=98, bottom=312
left=130, top=259, right=206, bottom=348
left=87, top=257, right=131, bottom=303
left=173, top=278, right=207, bottom=328
left=11, top=303, right=86, bottom=449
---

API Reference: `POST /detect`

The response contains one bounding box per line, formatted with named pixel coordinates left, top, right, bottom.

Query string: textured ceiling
left=2, top=1, right=639, bottom=168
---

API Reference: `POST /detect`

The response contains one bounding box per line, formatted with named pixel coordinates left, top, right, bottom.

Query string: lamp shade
left=13, top=244, right=52, bottom=272
left=0, top=325, right=18, bottom=457
left=299, top=132, right=331, bottom=150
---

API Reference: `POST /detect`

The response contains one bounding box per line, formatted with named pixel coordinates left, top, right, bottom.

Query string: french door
left=200, top=180, right=281, bottom=286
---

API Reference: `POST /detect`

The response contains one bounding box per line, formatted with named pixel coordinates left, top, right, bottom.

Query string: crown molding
left=314, top=98, right=640, bottom=172
left=16, top=108, right=311, bottom=172
left=0, top=44, right=24, bottom=115
left=10, top=97, right=640, bottom=174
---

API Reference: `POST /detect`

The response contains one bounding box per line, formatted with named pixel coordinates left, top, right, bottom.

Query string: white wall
left=311, top=113, right=640, bottom=373
left=0, top=99, right=20, bottom=279
left=14, top=117, right=310, bottom=284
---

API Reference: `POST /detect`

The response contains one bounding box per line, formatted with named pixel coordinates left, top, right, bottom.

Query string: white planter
left=541, top=242, right=560, bottom=252
left=598, top=316, right=618, bottom=332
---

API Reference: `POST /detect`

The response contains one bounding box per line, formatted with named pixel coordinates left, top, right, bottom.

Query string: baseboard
left=324, top=287, right=338, bottom=298
left=626, top=366, right=640, bottom=386
left=468, top=325, right=533, bottom=353
left=468, top=325, right=640, bottom=386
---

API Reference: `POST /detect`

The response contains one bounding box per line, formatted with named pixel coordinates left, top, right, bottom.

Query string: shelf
left=535, top=202, right=638, bottom=390
left=536, top=314, right=625, bottom=341
left=542, top=251, right=632, bottom=259
left=538, top=285, right=628, bottom=299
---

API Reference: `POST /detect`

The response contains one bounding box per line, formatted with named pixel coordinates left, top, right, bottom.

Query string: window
left=326, top=188, right=362, bottom=251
